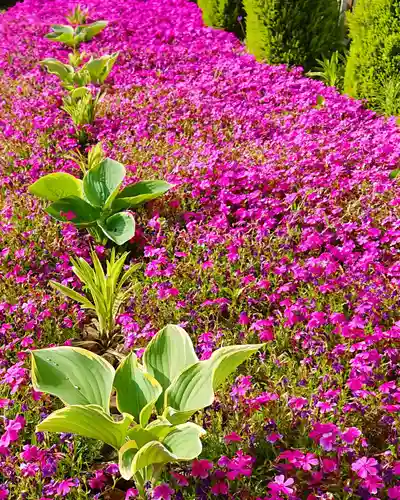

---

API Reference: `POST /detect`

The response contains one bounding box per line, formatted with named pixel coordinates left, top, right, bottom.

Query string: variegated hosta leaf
left=37, top=404, right=132, bottom=449
left=143, top=324, right=198, bottom=397
left=114, top=352, right=162, bottom=426
left=164, top=344, right=263, bottom=423
left=31, top=346, right=115, bottom=413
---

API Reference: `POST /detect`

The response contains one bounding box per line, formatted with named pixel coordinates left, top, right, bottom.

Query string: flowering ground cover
left=1, top=0, right=400, bottom=498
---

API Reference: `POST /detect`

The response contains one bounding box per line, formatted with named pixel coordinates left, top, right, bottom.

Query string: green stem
left=133, top=472, right=146, bottom=499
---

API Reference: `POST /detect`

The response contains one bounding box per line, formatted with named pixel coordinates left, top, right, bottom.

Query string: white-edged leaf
left=37, top=404, right=132, bottom=449
left=31, top=346, right=115, bottom=413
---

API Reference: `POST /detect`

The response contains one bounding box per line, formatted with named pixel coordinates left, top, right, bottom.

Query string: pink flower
left=170, top=472, right=189, bottom=486
left=362, top=475, right=383, bottom=494
left=268, top=475, right=295, bottom=495
left=388, top=486, right=400, bottom=499
left=88, top=470, right=107, bottom=489
left=351, top=457, right=378, bottom=479
left=224, top=432, right=242, bottom=444
left=125, top=488, right=139, bottom=499
left=152, top=483, right=174, bottom=500
left=211, top=481, right=229, bottom=495
left=56, top=478, right=78, bottom=496
left=341, top=427, right=361, bottom=444
left=266, top=432, right=282, bottom=443
left=0, top=486, right=8, bottom=500
left=192, top=459, right=213, bottom=478
left=298, top=453, right=319, bottom=471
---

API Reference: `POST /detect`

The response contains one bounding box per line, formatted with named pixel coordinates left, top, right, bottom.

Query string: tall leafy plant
left=31, top=325, right=263, bottom=497
left=45, top=21, right=108, bottom=49
left=41, top=52, right=119, bottom=90
left=28, top=158, right=173, bottom=245
left=50, top=248, right=140, bottom=352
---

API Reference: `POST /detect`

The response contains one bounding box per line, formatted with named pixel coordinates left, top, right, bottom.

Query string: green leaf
left=98, top=212, right=135, bottom=245
left=31, top=346, right=115, bottom=413
left=164, top=344, right=263, bottom=419
left=113, top=180, right=173, bottom=210
left=390, top=168, right=400, bottom=179
left=37, top=404, right=132, bottom=449
left=29, top=173, right=83, bottom=202
left=41, top=58, right=74, bottom=82
left=49, top=281, right=95, bottom=309
left=45, top=25, right=76, bottom=46
left=83, top=158, right=125, bottom=208
left=145, top=418, right=174, bottom=440
left=127, top=425, right=157, bottom=448
left=131, top=423, right=205, bottom=474
left=69, top=86, right=91, bottom=101
left=114, top=352, right=162, bottom=425
left=118, top=440, right=138, bottom=480
left=163, top=422, right=205, bottom=458
left=46, top=196, right=101, bottom=226
left=143, top=325, right=198, bottom=401
left=78, top=20, right=108, bottom=41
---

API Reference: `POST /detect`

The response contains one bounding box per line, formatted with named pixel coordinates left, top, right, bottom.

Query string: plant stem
left=133, top=472, right=146, bottom=499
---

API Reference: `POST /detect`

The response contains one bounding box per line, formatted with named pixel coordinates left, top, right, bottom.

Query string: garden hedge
left=197, top=0, right=245, bottom=36
left=243, top=0, right=342, bottom=71
left=344, top=0, right=400, bottom=103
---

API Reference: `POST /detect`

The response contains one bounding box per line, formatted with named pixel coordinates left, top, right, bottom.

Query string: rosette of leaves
left=45, top=21, right=108, bottom=48
left=28, top=158, right=172, bottom=245
left=31, top=325, right=263, bottom=498
left=41, top=52, right=119, bottom=90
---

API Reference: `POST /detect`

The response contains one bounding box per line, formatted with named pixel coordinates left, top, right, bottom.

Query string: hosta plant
left=45, top=21, right=108, bottom=48
left=30, top=325, right=263, bottom=497
left=50, top=248, right=140, bottom=353
left=28, top=158, right=173, bottom=245
left=41, top=52, right=119, bottom=90
left=62, top=87, right=102, bottom=142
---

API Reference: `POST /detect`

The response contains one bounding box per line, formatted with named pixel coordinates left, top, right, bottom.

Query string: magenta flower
left=191, top=459, right=213, bottom=478
left=170, top=471, right=189, bottom=486
left=267, top=475, right=295, bottom=495
left=224, top=432, right=242, bottom=444
left=0, top=486, right=8, bottom=500
left=351, top=457, right=379, bottom=479
left=125, top=488, right=139, bottom=499
left=56, top=478, right=79, bottom=496
left=152, top=483, right=174, bottom=500
left=341, top=426, right=361, bottom=444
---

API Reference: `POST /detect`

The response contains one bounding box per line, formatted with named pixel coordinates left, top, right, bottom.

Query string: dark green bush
left=344, top=0, right=400, bottom=109
left=197, top=0, right=245, bottom=37
left=242, top=0, right=342, bottom=72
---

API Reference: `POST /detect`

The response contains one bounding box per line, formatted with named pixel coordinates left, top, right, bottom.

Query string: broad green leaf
left=390, top=168, right=400, bottom=179
left=118, top=440, right=138, bottom=480
left=131, top=423, right=205, bottom=474
left=127, top=425, right=157, bottom=448
left=98, top=212, right=135, bottom=245
left=29, top=173, right=82, bottom=202
left=163, top=422, right=205, bottom=458
left=45, top=25, right=76, bottom=46
left=162, top=406, right=196, bottom=426
left=37, top=404, right=132, bottom=449
left=46, top=196, right=101, bottom=226
left=41, top=58, right=74, bottom=82
left=164, top=344, right=263, bottom=418
left=49, top=281, right=95, bottom=309
left=69, top=86, right=90, bottom=101
left=143, top=325, right=198, bottom=402
left=31, top=346, right=115, bottom=413
left=145, top=418, right=174, bottom=440
left=77, top=20, right=108, bottom=41
left=114, top=352, right=162, bottom=425
left=113, top=180, right=173, bottom=210
left=83, top=158, right=125, bottom=208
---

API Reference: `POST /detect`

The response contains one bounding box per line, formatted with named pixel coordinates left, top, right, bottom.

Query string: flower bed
left=1, top=0, right=400, bottom=498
